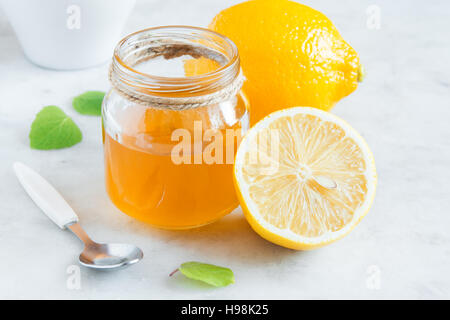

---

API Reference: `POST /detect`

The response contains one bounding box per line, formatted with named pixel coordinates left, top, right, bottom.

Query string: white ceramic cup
left=0, top=0, right=136, bottom=70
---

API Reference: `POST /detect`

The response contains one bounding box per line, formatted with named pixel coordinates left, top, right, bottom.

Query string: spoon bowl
left=68, top=222, right=143, bottom=270
left=79, top=243, right=144, bottom=270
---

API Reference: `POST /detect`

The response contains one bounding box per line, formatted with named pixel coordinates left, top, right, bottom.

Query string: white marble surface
left=1, top=0, right=449, bottom=299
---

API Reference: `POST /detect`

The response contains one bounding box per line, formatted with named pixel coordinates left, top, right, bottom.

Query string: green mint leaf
left=29, top=106, right=82, bottom=150
left=73, top=91, right=105, bottom=116
left=177, top=262, right=235, bottom=287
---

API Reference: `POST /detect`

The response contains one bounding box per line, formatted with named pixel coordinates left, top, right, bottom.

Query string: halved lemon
left=234, top=107, right=377, bottom=250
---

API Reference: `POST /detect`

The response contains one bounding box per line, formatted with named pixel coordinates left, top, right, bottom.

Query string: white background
left=0, top=0, right=449, bottom=299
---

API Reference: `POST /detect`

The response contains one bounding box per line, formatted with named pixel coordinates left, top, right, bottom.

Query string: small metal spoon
left=13, top=162, right=143, bottom=270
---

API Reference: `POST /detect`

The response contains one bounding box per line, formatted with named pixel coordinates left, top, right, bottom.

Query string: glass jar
left=102, top=26, right=249, bottom=229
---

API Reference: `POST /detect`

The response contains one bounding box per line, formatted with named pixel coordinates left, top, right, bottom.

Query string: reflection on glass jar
left=102, top=26, right=249, bottom=229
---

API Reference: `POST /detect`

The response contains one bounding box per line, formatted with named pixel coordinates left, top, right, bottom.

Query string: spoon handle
left=13, top=162, right=79, bottom=229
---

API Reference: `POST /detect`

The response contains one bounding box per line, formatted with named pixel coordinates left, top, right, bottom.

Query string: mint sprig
left=29, top=106, right=82, bottom=150
left=73, top=91, right=105, bottom=116
left=170, top=262, right=235, bottom=287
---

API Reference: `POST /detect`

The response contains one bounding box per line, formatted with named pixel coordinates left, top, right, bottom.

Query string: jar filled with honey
left=103, top=26, right=249, bottom=229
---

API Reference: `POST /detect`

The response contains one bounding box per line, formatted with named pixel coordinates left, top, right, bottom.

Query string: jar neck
left=109, top=26, right=241, bottom=100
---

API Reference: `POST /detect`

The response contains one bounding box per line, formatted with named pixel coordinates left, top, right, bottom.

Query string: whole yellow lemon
left=209, top=0, right=363, bottom=124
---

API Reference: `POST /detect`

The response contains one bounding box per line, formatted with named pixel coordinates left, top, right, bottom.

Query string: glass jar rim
left=109, top=26, right=244, bottom=106
left=113, top=25, right=239, bottom=82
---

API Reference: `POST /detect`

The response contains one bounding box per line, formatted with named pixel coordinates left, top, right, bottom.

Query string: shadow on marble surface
left=113, top=209, right=305, bottom=265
